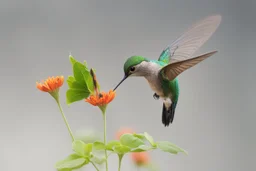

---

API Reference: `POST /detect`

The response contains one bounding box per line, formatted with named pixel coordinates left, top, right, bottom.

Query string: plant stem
left=56, top=100, right=74, bottom=141
left=118, top=154, right=123, bottom=171
left=91, top=162, right=100, bottom=171
left=103, top=112, right=109, bottom=171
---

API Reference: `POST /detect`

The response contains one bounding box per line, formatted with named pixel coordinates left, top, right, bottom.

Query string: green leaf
left=84, top=143, right=93, bottom=156
left=67, top=56, right=100, bottom=104
left=66, top=89, right=90, bottom=104
left=73, top=62, right=94, bottom=93
left=67, top=76, right=75, bottom=86
left=69, top=55, right=77, bottom=65
left=73, top=62, right=88, bottom=85
left=156, top=141, right=187, bottom=155
left=90, top=152, right=106, bottom=164
left=106, top=141, right=121, bottom=151
left=85, top=68, right=94, bottom=93
left=133, top=133, right=145, bottom=140
left=69, top=55, right=94, bottom=92
left=131, top=145, right=152, bottom=152
left=57, top=169, right=71, bottom=171
left=55, top=154, right=88, bottom=170
left=72, top=140, right=86, bottom=157
left=93, top=141, right=105, bottom=150
left=120, top=134, right=145, bottom=148
left=144, top=132, right=156, bottom=147
left=67, top=76, right=86, bottom=90
left=69, top=55, right=93, bottom=91
left=113, top=145, right=131, bottom=154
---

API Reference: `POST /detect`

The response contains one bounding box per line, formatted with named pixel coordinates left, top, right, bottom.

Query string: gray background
left=0, top=0, right=255, bottom=171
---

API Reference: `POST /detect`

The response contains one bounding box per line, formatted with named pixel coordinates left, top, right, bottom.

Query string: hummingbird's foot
left=153, top=93, right=160, bottom=100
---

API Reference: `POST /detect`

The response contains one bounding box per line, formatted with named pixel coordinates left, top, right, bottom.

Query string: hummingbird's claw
left=153, top=93, right=160, bottom=100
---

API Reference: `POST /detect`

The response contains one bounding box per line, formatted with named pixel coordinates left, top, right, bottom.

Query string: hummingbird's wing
left=158, top=15, right=221, bottom=64
left=160, top=51, right=217, bottom=81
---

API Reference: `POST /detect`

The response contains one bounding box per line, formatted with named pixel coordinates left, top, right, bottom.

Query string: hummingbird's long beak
left=113, top=75, right=128, bottom=91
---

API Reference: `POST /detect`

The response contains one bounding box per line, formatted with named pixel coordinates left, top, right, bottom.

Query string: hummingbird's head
left=123, top=56, right=150, bottom=77
left=114, top=56, right=149, bottom=91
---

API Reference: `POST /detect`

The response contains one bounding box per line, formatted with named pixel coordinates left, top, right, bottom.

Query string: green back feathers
left=158, top=47, right=170, bottom=64
left=123, top=56, right=149, bottom=73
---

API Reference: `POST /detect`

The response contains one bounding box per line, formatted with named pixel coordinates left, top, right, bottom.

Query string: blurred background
left=0, top=0, right=255, bottom=171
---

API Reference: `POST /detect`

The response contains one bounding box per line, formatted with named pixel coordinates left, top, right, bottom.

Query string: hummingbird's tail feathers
left=162, top=102, right=177, bottom=126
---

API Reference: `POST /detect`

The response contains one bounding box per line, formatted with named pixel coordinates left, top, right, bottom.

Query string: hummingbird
left=113, top=15, right=222, bottom=126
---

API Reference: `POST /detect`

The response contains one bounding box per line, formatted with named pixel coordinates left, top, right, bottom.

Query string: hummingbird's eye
left=130, top=66, right=135, bottom=72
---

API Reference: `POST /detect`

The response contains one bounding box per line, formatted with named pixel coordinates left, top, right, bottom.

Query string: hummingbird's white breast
left=138, top=61, right=164, bottom=97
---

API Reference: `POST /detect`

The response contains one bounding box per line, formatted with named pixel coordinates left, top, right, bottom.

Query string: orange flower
left=115, top=128, right=134, bottom=140
left=36, top=76, right=64, bottom=92
left=85, top=69, right=115, bottom=107
left=85, top=90, right=115, bottom=106
left=131, top=152, right=150, bottom=166
left=85, top=69, right=116, bottom=114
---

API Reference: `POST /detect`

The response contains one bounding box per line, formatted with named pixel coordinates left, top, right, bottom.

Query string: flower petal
left=85, top=90, right=116, bottom=107
left=36, top=76, right=64, bottom=92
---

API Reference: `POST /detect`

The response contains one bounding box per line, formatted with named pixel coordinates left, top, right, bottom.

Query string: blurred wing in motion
left=160, top=51, right=217, bottom=81
left=158, top=15, right=221, bottom=63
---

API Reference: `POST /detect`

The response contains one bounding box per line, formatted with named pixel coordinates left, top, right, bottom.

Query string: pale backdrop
left=0, top=0, right=255, bottom=171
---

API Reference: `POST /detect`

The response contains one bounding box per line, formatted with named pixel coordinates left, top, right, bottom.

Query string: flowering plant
left=36, top=55, right=187, bottom=171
